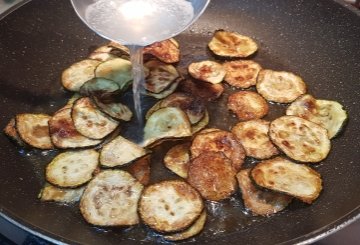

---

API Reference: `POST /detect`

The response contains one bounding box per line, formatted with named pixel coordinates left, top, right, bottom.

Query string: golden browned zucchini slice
left=223, top=60, right=262, bottom=88
left=49, top=108, right=101, bottom=149
left=80, top=170, right=143, bottom=226
left=227, top=91, right=269, bottom=121
left=191, top=110, right=209, bottom=134
left=269, top=116, right=331, bottom=162
left=62, top=59, right=101, bottom=92
left=178, top=79, right=224, bottom=101
left=46, top=149, right=99, bottom=187
left=164, top=142, right=191, bottom=178
left=164, top=210, right=207, bottom=241
left=100, top=135, right=147, bottom=167
left=15, top=113, right=54, bottom=149
left=251, top=157, right=323, bottom=204
left=38, top=183, right=85, bottom=203
left=142, top=107, right=192, bottom=147
left=146, top=78, right=181, bottom=99
left=146, top=92, right=206, bottom=125
left=95, top=58, right=133, bottom=89
left=187, top=152, right=237, bottom=201
left=286, top=94, right=347, bottom=139
left=256, top=70, right=307, bottom=103
left=188, top=60, right=226, bottom=84
left=126, top=155, right=151, bottom=186
left=72, top=97, right=119, bottom=140
left=139, top=180, right=203, bottom=233
left=232, top=119, right=279, bottom=159
left=144, top=60, right=179, bottom=93
left=237, top=169, right=292, bottom=216
left=208, top=30, right=258, bottom=58
left=3, top=118, right=25, bottom=146
left=190, top=129, right=245, bottom=171
left=143, top=38, right=180, bottom=63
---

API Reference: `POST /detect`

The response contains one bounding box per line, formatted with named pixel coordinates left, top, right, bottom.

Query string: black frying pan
left=0, top=0, right=360, bottom=244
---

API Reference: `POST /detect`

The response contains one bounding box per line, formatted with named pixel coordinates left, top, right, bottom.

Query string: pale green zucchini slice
left=3, top=118, right=25, bottom=146
left=237, top=169, right=292, bottom=216
left=232, top=119, right=279, bottom=159
left=142, top=107, right=192, bottom=147
left=251, top=157, right=322, bottom=204
left=208, top=30, right=258, bottom=58
left=61, top=59, right=101, bottom=92
left=100, top=135, right=147, bottom=167
left=143, top=38, right=180, bottom=63
left=15, top=113, right=54, bottom=150
left=190, top=129, right=245, bottom=171
left=164, top=142, right=191, bottom=178
left=191, top=110, right=209, bottom=134
left=46, top=149, right=99, bottom=187
left=80, top=170, right=143, bottom=226
left=227, top=91, right=269, bottom=121
left=187, top=152, right=237, bottom=201
left=139, top=180, right=203, bottom=233
left=146, top=78, right=181, bottom=99
left=72, top=97, right=119, bottom=140
left=164, top=210, right=207, bottom=241
left=223, top=60, right=262, bottom=88
left=95, top=58, right=133, bottom=89
left=256, top=70, right=307, bottom=103
left=79, top=77, right=120, bottom=97
left=188, top=60, right=226, bottom=84
left=49, top=107, right=101, bottom=149
left=38, top=183, right=85, bottom=203
left=144, top=60, right=179, bottom=93
left=286, top=94, right=347, bottom=139
left=92, top=42, right=130, bottom=61
left=269, top=116, right=331, bottom=163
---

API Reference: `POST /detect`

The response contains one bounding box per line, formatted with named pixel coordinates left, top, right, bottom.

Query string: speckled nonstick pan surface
left=0, top=0, right=359, bottom=244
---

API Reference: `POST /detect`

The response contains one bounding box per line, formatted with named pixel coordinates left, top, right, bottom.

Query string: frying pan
left=0, top=0, right=359, bottom=244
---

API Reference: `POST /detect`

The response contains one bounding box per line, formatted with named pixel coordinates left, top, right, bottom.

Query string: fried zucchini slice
left=146, top=78, right=181, bottom=99
left=4, top=118, right=25, bottom=146
left=79, top=77, right=120, bottom=97
left=144, top=60, right=179, bottom=93
left=126, top=155, right=151, bottom=186
left=269, top=116, right=331, bottom=163
left=286, top=94, right=347, bottom=139
left=191, top=110, right=209, bottom=134
left=237, top=169, right=292, bottom=216
left=187, top=152, right=237, bottom=201
left=227, top=91, right=269, bottom=121
left=15, top=113, right=54, bottom=150
left=72, top=97, right=119, bottom=140
left=208, top=30, right=258, bottom=58
left=256, top=70, right=307, bottom=103
left=164, top=142, right=191, bottom=178
left=146, top=92, right=206, bottom=125
left=46, top=149, right=99, bottom=188
left=80, top=170, right=143, bottom=226
left=251, top=157, right=322, bottom=204
left=100, top=135, right=147, bottom=167
left=177, top=79, right=224, bottom=101
left=95, top=58, right=133, bottom=89
left=190, top=129, right=245, bottom=171
left=142, top=107, right=192, bottom=147
left=188, top=60, right=226, bottom=84
left=88, top=52, right=118, bottom=62
left=143, top=38, right=180, bottom=63
left=93, top=96, right=133, bottom=122
left=93, top=42, right=130, bottom=60
left=62, top=59, right=101, bottom=92
left=223, top=60, right=262, bottom=88
left=232, top=120, right=279, bottom=159
left=49, top=107, right=101, bottom=149
left=38, top=183, right=85, bottom=203
left=139, top=180, right=203, bottom=233
left=164, top=210, right=207, bottom=241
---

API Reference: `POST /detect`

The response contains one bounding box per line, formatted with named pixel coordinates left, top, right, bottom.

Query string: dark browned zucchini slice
left=15, top=113, right=54, bottom=149
left=251, top=157, right=322, bottom=204
left=164, top=142, right=191, bottom=178
left=143, top=38, right=180, bottom=63
left=223, top=60, right=262, bottom=88
left=269, top=116, right=331, bottom=163
left=177, top=79, right=224, bottom=101
left=80, top=170, right=143, bottom=226
left=126, top=155, right=151, bottom=186
left=188, top=60, right=226, bottom=84
left=139, top=180, right=203, bottom=233
left=3, top=118, right=25, bottom=146
left=144, top=60, right=179, bottom=93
